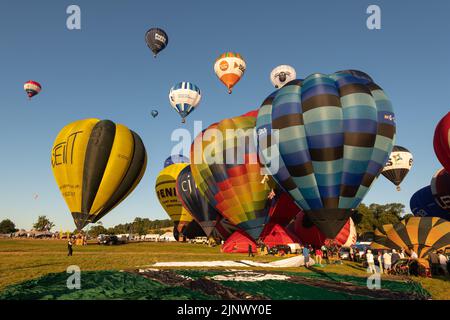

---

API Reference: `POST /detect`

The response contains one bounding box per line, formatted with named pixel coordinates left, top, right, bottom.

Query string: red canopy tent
left=222, top=230, right=256, bottom=253
left=261, top=223, right=300, bottom=247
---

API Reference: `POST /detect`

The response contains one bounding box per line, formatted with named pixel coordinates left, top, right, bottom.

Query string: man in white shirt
left=366, top=250, right=377, bottom=274
left=410, top=249, right=418, bottom=259
left=438, top=251, right=448, bottom=275
left=383, top=251, right=392, bottom=273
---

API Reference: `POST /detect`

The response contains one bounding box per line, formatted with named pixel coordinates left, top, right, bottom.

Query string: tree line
left=1, top=202, right=411, bottom=238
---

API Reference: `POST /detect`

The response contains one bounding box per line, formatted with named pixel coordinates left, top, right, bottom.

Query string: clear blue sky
left=1, top=0, right=449, bottom=231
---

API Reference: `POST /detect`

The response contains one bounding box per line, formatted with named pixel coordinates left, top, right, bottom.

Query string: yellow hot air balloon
left=214, top=52, right=246, bottom=94
left=51, top=119, right=147, bottom=230
left=155, top=163, right=193, bottom=236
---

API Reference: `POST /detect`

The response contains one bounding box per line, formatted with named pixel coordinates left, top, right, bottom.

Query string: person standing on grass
left=315, top=247, right=323, bottom=265
left=391, top=249, right=400, bottom=266
left=410, top=248, right=418, bottom=260
left=366, top=250, right=376, bottom=273
left=383, top=250, right=392, bottom=274
left=303, top=245, right=310, bottom=266
left=67, top=238, right=73, bottom=256
left=438, top=251, right=448, bottom=275
left=248, top=244, right=254, bottom=257
left=377, top=251, right=384, bottom=274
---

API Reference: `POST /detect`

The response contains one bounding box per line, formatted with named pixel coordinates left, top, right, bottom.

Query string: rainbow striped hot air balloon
left=256, top=70, right=396, bottom=238
left=214, top=52, right=246, bottom=94
left=190, top=112, right=274, bottom=240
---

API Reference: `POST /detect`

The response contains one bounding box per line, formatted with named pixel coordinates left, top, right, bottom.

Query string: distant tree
left=89, top=225, right=108, bottom=237
left=33, top=216, right=55, bottom=231
left=354, top=203, right=405, bottom=237
left=0, top=219, right=17, bottom=234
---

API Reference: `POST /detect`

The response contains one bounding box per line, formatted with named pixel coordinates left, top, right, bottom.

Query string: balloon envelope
left=145, top=28, right=168, bottom=57
left=410, top=186, right=448, bottom=219
left=434, top=112, right=450, bottom=173
left=24, top=80, right=41, bottom=99
left=176, top=165, right=220, bottom=236
left=381, top=145, right=413, bottom=190
left=151, top=110, right=158, bottom=118
left=190, top=112, right=274, bottom=240
left=214, top=52, right=246, bottom=94
left=51, top=119, right=147, bottom=230
left=155, top=163, right=193, bottom=229
left=371, top=217, right=450, bottom=258
left=430, top=168, right=450, bottom=212
left=169, top=82, right=201, bottom=123
left=270, top=65, right=296, bottom=88
left=256, top=70, right=396, bottom=238
left=164, top=154, right=190, bottom=168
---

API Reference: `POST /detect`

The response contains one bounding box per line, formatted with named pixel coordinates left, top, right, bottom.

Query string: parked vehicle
left=98, top=235, right=121, bottom=245
left=268, top=245, right=291, bottom=255
left=192, top=236, right=208, bottom=244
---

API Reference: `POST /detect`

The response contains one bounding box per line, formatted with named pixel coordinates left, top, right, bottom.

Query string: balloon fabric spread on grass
left=190, top=112, right=275, bottom=240
left=51, top=119, right=147, bottom=230
left=0, top=270, right=431, bottom=300
left=371, top=217, right=450, bottom=258
left=256, top=70, right=396, bottom=238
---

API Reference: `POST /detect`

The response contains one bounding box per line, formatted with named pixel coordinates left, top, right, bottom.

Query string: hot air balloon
left=256, top=70, right=396, bottom=238
left=434, top=112, right=450, bottom=173
left=212, top=215, right=238, bottom=241
left=145, top=27, right=168, bottom=57
left=190, top=112, right=275, bottom=240
left=410, top=186, right=448, bottom=219
left=155, top=163, right=193, bottom=238
left=24, top=80, right=41, bottom=99
left=431, top=168, right=450, bottom=212
left=290, top=211, right=357, bottom=248
left=270, top=65, right=296, bottom=88
left=176, top=165, right=221, bottom=237
left=381, top=145, right=413, bottom=191
left=51, top=119, right=147, bottom=230
left=151, top=110, right=159, bottom=118
left=371, top=217, right=450, bottom=258
left=164, top=154, right=190, bottom=168
left=169, top=82, right=201, bottom=123
left=214, top=52, right=246, bottom=94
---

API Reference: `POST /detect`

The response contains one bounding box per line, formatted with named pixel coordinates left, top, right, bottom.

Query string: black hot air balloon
left=176, top=165, right=220, bottom=237
left=145, top=28, right=168, bottom=58
left=381, top=145, right=413, bottom=191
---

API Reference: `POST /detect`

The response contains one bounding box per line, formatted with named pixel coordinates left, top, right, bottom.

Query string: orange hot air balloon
left=214, top=52, right=246, bottom=94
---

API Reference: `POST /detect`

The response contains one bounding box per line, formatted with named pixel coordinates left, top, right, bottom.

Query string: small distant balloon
left=33, top=193, right=39, bottom=200
left=151, top=110, right=159, bottom=118
left=24, top=80, right=41, bottom=99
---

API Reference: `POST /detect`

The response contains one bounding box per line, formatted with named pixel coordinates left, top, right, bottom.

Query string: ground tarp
left=0, top=269, right=431, bottom=300
left=222, top=230, right=256, bottom=253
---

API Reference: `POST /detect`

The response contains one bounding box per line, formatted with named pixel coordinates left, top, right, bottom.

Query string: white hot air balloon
left=270, top=65, right=296, bottom=88
left=169, top=82, right=202, bottom=123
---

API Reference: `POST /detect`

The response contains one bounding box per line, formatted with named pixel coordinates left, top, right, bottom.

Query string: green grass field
left=0, top=239, right=448, bottom=299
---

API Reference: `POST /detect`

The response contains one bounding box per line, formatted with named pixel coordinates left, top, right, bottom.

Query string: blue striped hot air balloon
left=256, top=70, right=396, bottom=238
left=169, top=82, right=201, bottom=123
